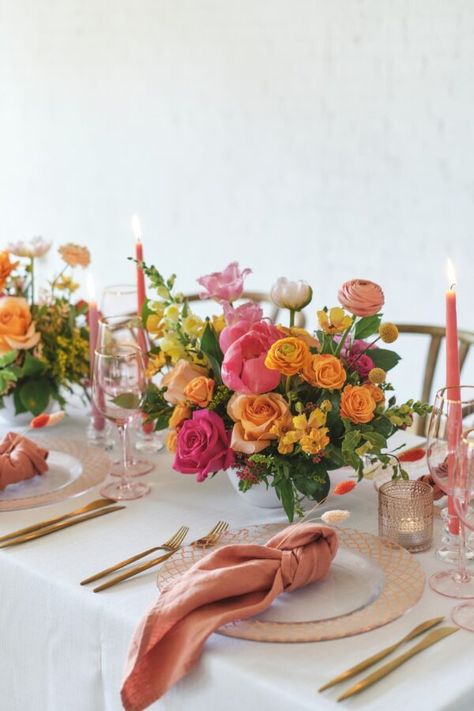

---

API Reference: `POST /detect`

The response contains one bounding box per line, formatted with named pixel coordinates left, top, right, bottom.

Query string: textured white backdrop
left=1, top=0, right=473, bottom=401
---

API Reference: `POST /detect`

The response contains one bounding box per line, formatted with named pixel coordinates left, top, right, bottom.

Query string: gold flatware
left=337, top=627, right=459, bottom=702
left=93, top=520, right=229, bottom=592
left=80, top=525, right=190, bottom=585
left=0, top=505, right=125, bottom=547
left=318, top=616, right=445, bottom=692
left=0, top=498, right=115, bottom=544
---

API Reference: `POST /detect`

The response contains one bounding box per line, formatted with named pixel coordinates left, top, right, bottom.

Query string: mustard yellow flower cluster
left=274, top=408, right=330, bottom=456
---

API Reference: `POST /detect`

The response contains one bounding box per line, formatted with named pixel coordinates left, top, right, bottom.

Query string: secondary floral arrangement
left=141, top=261, right=430, bottom=521
left=0, top=238, right=91, bottom=415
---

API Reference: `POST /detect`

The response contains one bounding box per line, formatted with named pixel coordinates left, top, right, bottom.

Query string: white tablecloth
left=0, top=411, right=473, bottom=711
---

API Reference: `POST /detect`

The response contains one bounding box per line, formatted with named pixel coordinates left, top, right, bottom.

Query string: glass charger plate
left=0, top=437, right=111, bottom=511
left=158, top=524, right=425, bottom=642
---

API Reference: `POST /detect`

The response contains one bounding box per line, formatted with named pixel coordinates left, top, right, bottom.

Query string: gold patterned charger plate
left=0, top=437, right=111, bottom=511
left=158, top=524, right=425, bottom=642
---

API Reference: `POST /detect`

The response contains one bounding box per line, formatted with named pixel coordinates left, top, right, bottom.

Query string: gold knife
left=337, top=627, right=459, bottom=701
left=0, top=505, right=125, bottom=547
left=0, top=498, right=115, bottom=543
left=318, top=616, right=445, bottom=691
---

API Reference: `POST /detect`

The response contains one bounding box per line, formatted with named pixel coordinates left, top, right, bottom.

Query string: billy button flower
left=264, top=337, right=311, bottom=376
left=378, top=322, right=399, bottom=344
left=368, top=367, right=386, bottom=384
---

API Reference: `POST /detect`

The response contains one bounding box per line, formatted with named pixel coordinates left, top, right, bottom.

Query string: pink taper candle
left=132, top=214, right=146, bottom=316
left=87, top=274, right=105, bottom=431
left=446, top=258, right=461, bottom=534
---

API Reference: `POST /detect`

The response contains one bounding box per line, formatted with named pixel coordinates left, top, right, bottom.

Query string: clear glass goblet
left=452, top=428, right=474, bottom=630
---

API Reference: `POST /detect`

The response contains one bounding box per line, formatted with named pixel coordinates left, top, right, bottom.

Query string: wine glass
left=93, top=345, right=150, bottom=501
left=427, top=385, right=474, bottom=598
left=100, top=284, right=138, bottom=319
left=452, top=428, right=474, bottom=630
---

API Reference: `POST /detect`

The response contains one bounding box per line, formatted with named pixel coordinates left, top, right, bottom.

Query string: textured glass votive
left=378, top=480, right=433, bottom=552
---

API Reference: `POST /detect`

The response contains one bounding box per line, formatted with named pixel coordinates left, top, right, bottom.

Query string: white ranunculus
left=270, top=277, right=313, bottom=311
left=7, top=236, right=52, bottom=258
left=320, top=509, right=351, bottom=525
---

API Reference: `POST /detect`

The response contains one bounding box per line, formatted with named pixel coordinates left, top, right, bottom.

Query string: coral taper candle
left=132, top=214, right=146, bottom=316
left=87, top=274, right=105, bottom=430
left=446, top=258, right=461, bottom=534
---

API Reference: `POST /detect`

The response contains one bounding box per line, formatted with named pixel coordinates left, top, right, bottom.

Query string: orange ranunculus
left=0, top=252, right=18, bottom=291
left=278, top=326, right=319, bottom=349
left=227, top=392, right=292, bottom=454
left=264, top=337, right=311, bottom=376
left=184, top=376, right=215, bottom=408
left=363, top=382, right=385, bottom=404
left=169, top=403, right=192, bottom=429
left=303, top=354, right=346, bottom=390
left=161, top=359, right=208, bottom=405
left=0, top=296, right=40, bottom=353
left=340, top=385, right=376, bottom=424
left=166, top=430, right=178, bottom=453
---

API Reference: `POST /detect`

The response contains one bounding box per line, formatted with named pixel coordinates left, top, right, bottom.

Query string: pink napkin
left=121, top=523, right=338, bottom=711
left=0, top=432, right=49, bottom=490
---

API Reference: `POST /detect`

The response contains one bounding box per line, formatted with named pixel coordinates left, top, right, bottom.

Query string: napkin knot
left=0, top=432, right=49, bottom=490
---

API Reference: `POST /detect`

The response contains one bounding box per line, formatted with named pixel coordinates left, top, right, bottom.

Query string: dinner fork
left=80, top=525, right=190, bottom=585
left=92, top=520, right=229, bottom=592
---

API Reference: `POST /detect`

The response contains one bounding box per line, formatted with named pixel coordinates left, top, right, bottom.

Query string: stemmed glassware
left=427, top=385, right=474, bottom=598
left=452, top=428, right=474, bottom=630
left=93, top=345, right=150, bottom=501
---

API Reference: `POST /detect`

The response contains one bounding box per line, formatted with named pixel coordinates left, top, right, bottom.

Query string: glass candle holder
left=378, top=480, right=433, bottom=552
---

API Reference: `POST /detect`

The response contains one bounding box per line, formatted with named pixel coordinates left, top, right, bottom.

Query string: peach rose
left=169, top=403, right=192, bottom=429
left=340, top=385, right=376, bottom=424
left=363, top=382, right=385, bottom=404
left=161, top=359, right=208, bottom=404
left=0, top=252, right=18, bottom=291
left=338, top=279, right=384, bottom=317
left=184, top=376, right=215, bottom=408
left=303, top=354, right=346, bottom=390
left=0, top=296, right=40, bottom=353
left=227, top=392, right=292, bottom=454
left=58, top=243, right=91, bottom=268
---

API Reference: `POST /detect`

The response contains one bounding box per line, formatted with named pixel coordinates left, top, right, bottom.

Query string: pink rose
left=338, top=279, right=384, bottom=317
left=221, top=321, right=284, bottom=394
left=223, top=300, right=263, bottom=326
left=197, top=261, right=251, bottom=303
left=161, top=359, right=208, bottom=404
left=173, top=410, right=234, bottom=481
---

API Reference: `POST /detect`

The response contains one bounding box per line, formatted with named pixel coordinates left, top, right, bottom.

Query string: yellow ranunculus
left=264, top=337, right=311, bottom=376
left=317, top=307, right=352, bottom=335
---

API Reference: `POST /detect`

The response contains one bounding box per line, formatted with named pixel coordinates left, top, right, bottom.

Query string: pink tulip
left=197, top=262, right=251, bottom=303
left=223, top=300, right=263, bottom=326
left=221, top=322, right=284, bottom=394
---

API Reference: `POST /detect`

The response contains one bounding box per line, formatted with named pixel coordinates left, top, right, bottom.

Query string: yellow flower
left=146, top=351, right=166, bottom=377
left=182, top=313, right=205, bottom=338
left=278, top=326, right=319, bottom=348
left=320, top=399, right=332, bottom=413
left=300, top=427, right=330, bottom=455
left=159, top=335, right=186, bottom=363
left=166, top=430, right=178, bottom=453
left=317, top=307, right=352, bottom=335
left=378, top=322, right=399, bottom=344
left=276, top=408, right=329, bottom=455
left=149, top=301, right=165, bottom=318
left=265, top=337, right=311, bottom=376
left=164, top=304, right=180, bottom=323
left=58, top=243, right=90, bottom=268
left=277, top=430, right=301, bottom=455
left=146, top=314, right=165, bottom=336
left=211, top=313, right=226, bottom=335
left=368, top=367, right=386, bottom=384
left=55, top=275, right=79, bottom=293
left=169, top=403, right=192, bottom=429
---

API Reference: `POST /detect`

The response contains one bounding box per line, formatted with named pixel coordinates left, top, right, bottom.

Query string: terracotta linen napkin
left=121, top=523, right=338, bottom=711
left=0, top=432, right=49, bottom=490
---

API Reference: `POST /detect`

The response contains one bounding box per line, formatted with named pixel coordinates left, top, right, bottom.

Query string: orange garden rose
left=303, top=354, right=346, bottom=390
left=169, top=403, right=192, bottom=429
left=161, top=359, right=208, bottom=405
left=264, top=337, right=311, bottom=376
left=363, top=382, right=385, bottom=404
left=0, top=296, right=40, bottom=353
left=227, top=392, right=292, bottom=454
left=184, top=376, right=215, bottom=408
left=0, top=251, right=18, bottom=291
left=58, top=243, right=90, bottom=268
left=340, top=385, right=377, bottom=424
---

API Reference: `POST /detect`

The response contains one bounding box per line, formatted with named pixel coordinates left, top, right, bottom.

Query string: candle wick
left=450, top=283, right=456, bottom=291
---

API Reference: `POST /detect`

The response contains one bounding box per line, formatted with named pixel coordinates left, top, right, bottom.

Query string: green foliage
left=18, top=379, right=50, bottom=416
left=354, top=314, right=382, bottom=339
left=200, top=321, right=224, bottom=384
left=112, top=393, right=141, bottom=410
left=370, top=348, right=401, bottom=372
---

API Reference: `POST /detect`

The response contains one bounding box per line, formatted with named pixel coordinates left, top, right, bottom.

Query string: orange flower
left=340, top=385, right=376, bottom=424
left=0, top=251, right=18, bottom=291
left=278, top=326, right=319, bottom=349
left=333, top=479, right=356, bottom=495
left=303, top=354, right=346, bottom=390
left=227, top=392, right=292, bottom=454
left=184, top=376, right=215, bottom=408
left=166, top=430, right=178, bottom=453
left=169, top=403, right=192, bottom=429
left=264, top=337, right=311, bottom=376
left=363, top=382, right=385, bottom=404
left=0, top=296, right=40, bottom=353
left=161, top=359, right=208, bottom=404
left=58, top=243, right=90, bottom=268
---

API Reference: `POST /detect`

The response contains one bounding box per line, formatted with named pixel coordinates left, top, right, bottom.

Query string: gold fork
left=80, top=525, right=190, bottom=585
left=92, top=520, right=229, bottom=592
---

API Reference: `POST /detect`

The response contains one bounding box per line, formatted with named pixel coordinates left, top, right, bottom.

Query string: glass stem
left=118, top=422, right=132, bottom=491
left=458, top=519, right=469, bottom=583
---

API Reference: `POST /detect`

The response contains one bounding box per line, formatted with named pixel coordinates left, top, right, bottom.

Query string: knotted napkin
left=121, top=523, right=338, bottom=711
left=0, top=432, right=49, bottom=490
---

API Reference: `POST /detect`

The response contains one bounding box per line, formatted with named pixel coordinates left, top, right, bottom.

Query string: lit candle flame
left=446, top=258, right=456, bottom=291
left=86, top=273, right=96, bottom=302
left=131, top=214, right=142, bottom=242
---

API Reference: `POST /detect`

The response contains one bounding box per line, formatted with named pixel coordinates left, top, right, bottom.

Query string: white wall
left=1, top=0, right=473, bottom=402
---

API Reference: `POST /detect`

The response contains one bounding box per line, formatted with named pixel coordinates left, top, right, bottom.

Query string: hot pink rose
left=223, top=300, right=263, bottom=326
left=173, top=410, right=234, bottom=482
left=197, top=261, right=251, bottom=303
left=338, top=279, right=384, bottom=317
left=221, top=321, right=284, bottom=394
left=161, top=359, right=208, bottom=405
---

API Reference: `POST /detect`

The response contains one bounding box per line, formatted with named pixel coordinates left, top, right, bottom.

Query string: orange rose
left=227, top=392, right=292, bottom=454
left=0, top=296, right=40, bottom=353
left=166, top=430, right=178, bottom=453
left=303, top=354, right=346, bottom=390
left=264, top=337, right=311, bottom=376
left=169, top=403, right=192, bottom=429
left=363, top=382, right=385, bottom=404
left=340, top=385, right=376, bottom=423
left=0, top=252, right=18, bottom=291
left=161, top=359, right=208, bottom=404
left=184, top=376, right=215, bottom=408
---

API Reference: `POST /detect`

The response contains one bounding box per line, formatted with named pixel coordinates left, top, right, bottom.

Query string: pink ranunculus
left=221, top=321, right=284, bottom=394
left=338, top=279, right=384, bottom=317
left=197, top=262, right=251, bottom=303
left=173, top=410, right=234, bottom=482
left=223, top=300, right=263, bottom=326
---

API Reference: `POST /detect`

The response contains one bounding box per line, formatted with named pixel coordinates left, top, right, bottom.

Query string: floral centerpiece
left=0, top=238, right=91, bottom=416
left=141, top=262, right=429, bottom=521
